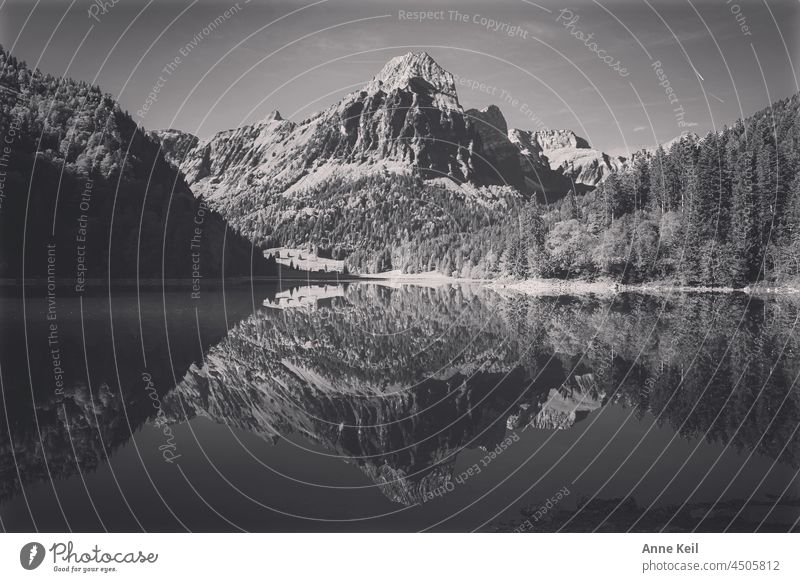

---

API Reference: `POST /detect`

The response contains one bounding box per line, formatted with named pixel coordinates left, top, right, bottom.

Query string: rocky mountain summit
left=509, top=128, right=624, bottom=190
left=154, top=52, right=621, bottom=258
left=160, top=52, right=619, bottom=200
left=365, top=51, right=460, bottom=111
left=162, top=52, right=487, bottom=201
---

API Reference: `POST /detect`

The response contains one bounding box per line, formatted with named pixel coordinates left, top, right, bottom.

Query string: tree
left=632, top=155, right=651, bottom=211
left=679, top=164, right=704, bottom=285
left=631, top=217, right=659, bottom=281
left=375, top=248, right=393, bottom=272
left=726, top=142, right=759, bottom=286
left=561, top=188, right=579, bottom=220
left=695, top=131, right=723, bottom=241
left=592, top=216, right=630, bottom=278
left=775, top=175, right=800, bottom=281
left=649, top=146, right=668, bottom=213
left=546, top=219, right=595, bottom=278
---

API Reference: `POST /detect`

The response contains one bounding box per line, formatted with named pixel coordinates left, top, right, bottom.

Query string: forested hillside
left=403, top=95, right=800, bottom=286
left=0, top=46, right=271, bottom=281
left=248, top=171, right=519, bottom=274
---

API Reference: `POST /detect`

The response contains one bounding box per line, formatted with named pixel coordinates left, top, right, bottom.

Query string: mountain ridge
left=148, top=51, right=626, bottom=273
left=157, top=52, right=620, bottom=201
left=149, top=52, right=800, bottom=285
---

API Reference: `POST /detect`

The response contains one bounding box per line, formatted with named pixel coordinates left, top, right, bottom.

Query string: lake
left=1, top=282, right=798, bottom=532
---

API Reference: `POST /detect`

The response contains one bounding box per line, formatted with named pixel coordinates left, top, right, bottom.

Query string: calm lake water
left=1, top=282, right=798, bottom=532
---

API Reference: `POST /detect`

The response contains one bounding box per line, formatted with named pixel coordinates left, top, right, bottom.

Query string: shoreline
left=0, top=274, right=367, bottom=289
left=486, top=278, right=800, bottom=296
left=3, top=275, right=798, bottom=296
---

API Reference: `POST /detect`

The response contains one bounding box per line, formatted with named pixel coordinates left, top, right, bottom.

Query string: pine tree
left=632, top=155, right=651, bottom=210
left=602, top=172, right=623, bottom=223
left=678, top=163, right=703, bottom=284
left=665, top=140, right=684, bottom=211
left=728, top=141, right=759, bottom=287
left=562, top=188, right=579, bottom=220
left=755, top=125, right=777, bottom=249
left=696, top=131, right=722, bottom=240
left=649, top=146, right=668, bottom=214
left=776, top=175, right=800, bottom=281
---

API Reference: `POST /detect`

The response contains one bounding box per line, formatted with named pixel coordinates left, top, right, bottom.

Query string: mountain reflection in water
left=1, top=283, right=798, bottom=531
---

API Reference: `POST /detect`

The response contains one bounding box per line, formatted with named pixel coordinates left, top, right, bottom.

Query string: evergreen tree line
left=248, top=171, right=507, bottom=275
left=385, top=94, right=800, bottom=285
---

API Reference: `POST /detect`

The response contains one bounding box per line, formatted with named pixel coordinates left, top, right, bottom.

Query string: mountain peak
left=472, top=105, right=508, bottom=133
left=366, top=51, right=458, bottom=105
left=532, top=128, right=590, bottom=150
left=264, top=109, right=283, bottom=122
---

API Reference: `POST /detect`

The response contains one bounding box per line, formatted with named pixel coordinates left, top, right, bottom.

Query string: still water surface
left=1, top=283, right=798, bottom=531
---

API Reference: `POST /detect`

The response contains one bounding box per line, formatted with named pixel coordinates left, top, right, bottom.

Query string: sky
left=1, top=0, right=798, bottom=157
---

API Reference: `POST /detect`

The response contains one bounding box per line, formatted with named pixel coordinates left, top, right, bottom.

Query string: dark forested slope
left=0, top=46, right=272, bottom=281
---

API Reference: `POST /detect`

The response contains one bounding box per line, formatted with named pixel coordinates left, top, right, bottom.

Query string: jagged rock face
left=147, top=51, right=628, bottom=254
left=151, top=52, right=628, bottom=201
left=181, top=115, right=305, bottom=201
left=509, top=128, right=624, bottom=192
left=467, top=105, right=527, bottom=190
left=302, top=59, right=479, bottom=183
left=534, top=129, right=591, bottom=151
left=155, top=53, right=625, bottom=223
left=540, top=146, right=623, bottom=189
left=147, top=128, right=198, bottom=170
left=467, top=106, right=601, bottom=201
left=365, top=51, right=459, bottom=111
left=172, top=52, right=490, bottom=208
